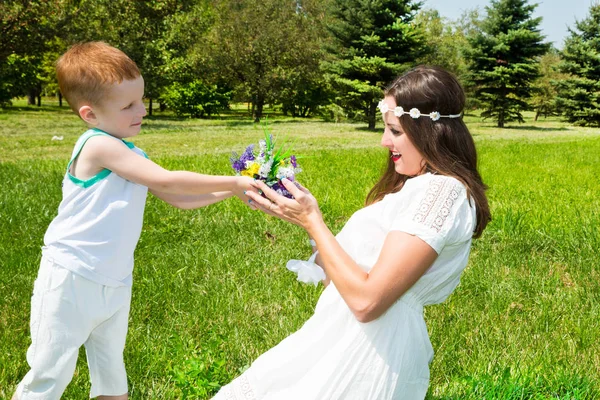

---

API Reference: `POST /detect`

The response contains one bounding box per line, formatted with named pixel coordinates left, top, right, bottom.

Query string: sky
left=422, top=0, right=595, bottom=48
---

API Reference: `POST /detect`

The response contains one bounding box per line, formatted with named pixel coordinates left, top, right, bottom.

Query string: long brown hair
left=366, top=66, right=491, bottom=238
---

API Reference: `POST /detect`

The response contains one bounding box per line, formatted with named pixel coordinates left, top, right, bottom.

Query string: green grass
left=1, top=103, right=599, bottom=399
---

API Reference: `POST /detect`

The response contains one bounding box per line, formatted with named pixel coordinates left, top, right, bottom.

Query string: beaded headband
left=377, top=100, right=462, bottom=121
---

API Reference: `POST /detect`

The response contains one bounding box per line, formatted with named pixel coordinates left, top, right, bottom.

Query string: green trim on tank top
left=67, top=128, right=146, bottom=188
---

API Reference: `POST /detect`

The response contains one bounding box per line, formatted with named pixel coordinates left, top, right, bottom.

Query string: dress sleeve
left=390, top=176, right=474, bottom=254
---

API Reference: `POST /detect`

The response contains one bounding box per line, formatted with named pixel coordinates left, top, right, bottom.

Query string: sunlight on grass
left=1, top=104, right=598, bottom=399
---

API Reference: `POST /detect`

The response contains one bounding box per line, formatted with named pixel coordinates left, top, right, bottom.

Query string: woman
left=214, top=66, right=491, bottom=400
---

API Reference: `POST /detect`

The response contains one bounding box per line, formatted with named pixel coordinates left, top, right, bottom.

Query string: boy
left=12, top=41, right=254, bottom=400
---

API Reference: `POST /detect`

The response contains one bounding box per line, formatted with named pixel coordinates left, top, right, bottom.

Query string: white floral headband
left=377, top=100, right=462, bottom=121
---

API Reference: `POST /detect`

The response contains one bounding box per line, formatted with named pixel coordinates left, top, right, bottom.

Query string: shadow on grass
left=0, top=105, right=73, bottom=114
left=501, top=125, right=569, bottom=132
left=353, top=125, right=380, bottom=133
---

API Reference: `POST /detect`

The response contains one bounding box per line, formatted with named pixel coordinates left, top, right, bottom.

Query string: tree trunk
left=148, top=98, right=153, bottom=116
left=534, top=109, right=539, bottom=121
left=59, top=92, right=63, bottom=107
left=27, top=90, right=36, bottom=105
left=37, top=93, right=41, bottom=107
left=160, top=102, right=166, bottom=112
left=254, top=95, right=265, bottom=122
left=498, top=87, right=506, bottom=128
left=367, top=101, right=377, bottom=130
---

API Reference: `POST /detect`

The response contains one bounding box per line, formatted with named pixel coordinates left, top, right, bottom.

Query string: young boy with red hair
left=12, top=41, right=254, bottom=400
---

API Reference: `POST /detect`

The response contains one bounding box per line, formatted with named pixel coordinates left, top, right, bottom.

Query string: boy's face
left=90, top=76, right=147, bottom=139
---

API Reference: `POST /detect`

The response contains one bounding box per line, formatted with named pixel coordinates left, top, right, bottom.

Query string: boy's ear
left=79, top=105, right=99, bottom=126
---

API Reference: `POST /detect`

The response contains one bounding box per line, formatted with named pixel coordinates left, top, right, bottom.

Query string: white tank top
left=43, top=128, right=149, bottom=287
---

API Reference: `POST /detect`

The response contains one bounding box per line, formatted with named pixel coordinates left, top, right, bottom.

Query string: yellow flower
left=242, top=162, right=260, bottom=177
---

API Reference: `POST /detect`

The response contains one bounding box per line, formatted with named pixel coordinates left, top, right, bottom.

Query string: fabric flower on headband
left=377, top=100, right=461, bottom=121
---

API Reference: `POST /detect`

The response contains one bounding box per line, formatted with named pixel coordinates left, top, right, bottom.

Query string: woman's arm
left=309, top=245, right=330, bottom=287
left=308, top=219, right=436, bottom=322
left=248, top=179, right=438, bottom=323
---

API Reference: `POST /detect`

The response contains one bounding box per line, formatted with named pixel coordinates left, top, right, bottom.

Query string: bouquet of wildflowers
left=230, top=129, right=302, bottom=199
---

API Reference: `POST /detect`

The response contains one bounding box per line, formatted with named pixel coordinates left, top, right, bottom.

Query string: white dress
left=213, top=173, right=477, bottom=400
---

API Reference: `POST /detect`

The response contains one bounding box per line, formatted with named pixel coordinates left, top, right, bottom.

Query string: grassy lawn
left=1, top=102, right=599, bottom=399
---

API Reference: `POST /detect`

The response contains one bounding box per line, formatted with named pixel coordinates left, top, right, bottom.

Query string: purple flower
left=270, top=181, right=293, bottom=199
left=290, top=155, right=297, bottom=168
left=240, top=144, right=255, bottom=164
left=230, top=152, right=245, bottom=173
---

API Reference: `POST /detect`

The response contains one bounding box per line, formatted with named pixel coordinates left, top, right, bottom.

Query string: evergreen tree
left=465, top=0, right=549, bottom=127
left=325, top=0, right=427, bottom=130
left=555, top=4, right=600, bottom=126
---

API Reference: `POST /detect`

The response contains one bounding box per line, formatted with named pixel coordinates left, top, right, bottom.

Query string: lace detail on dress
left=414, top=177, right=461, bottom=232
left=223, top=374, right=257, bottom=400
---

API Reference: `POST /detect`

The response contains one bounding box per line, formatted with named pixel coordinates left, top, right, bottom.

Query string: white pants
left=16, top=256, right=131, bottom=399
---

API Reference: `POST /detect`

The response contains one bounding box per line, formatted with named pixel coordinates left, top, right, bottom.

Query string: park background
left=1, top=0, right=599, bottom=399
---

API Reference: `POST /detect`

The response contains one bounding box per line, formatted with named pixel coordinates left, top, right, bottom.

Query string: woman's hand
left=247, top=178, right=322, bottom=230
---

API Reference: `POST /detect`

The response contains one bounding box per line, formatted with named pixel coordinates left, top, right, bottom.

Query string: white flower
left=259, top=139, right=267, bottom=153
left=409, top=108, right=421, bottom=118
left=259, top=159, right=273, bottom=178
left=430, top=111, right=441, bottom=121
left=394, top=106, right=404, bottom=117
left=378, top=100, right=389, bottom=114
left=276, top=166, right=295, bottom=180
left=286, top=259, right=326, bottom=286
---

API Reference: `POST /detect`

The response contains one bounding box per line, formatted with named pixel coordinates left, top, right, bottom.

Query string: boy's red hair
left=56, top=42, right=140, bottom=113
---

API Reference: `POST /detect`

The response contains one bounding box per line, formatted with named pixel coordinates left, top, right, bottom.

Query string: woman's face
left=380, top=96, right=426, bottom=176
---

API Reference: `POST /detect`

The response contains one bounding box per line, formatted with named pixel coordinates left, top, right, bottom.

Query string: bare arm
left=309, top=242, right=330, bottom=287
left=306, top=219, right=437, bottom=322
left=248, top=179, right=438, bottom=323
left=84, top=135, right=255, bottom=196
left=150, top=190, right=234, bottom=209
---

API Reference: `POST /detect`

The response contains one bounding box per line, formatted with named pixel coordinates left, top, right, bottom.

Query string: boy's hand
left=234, top=176, right=259, bottom=207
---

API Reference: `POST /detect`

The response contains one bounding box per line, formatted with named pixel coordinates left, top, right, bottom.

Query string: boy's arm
left=86, top=135, right=254, bottom=196
left=150, top=190, right=234, bottom=209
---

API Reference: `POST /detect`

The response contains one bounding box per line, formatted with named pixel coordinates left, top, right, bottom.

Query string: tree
left=204, top=0, right=326, bottom=122
left=0, top=0, right=65, bottom=105
left=464, top=0, right=550, bottom=127
left=324, top=0, right=427, bottom=129
left=414, top=9, right=469, bottom=79
left=554, top=4, right=600, bottom=126
left=531, top=49, right=567, bottom=120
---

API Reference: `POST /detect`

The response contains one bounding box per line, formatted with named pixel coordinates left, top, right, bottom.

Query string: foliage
left=464, top=0, right=550, bottom=127
left=530, top=49, right=567, bottom=120
left=280, top=76, right=333, bottom=118
left=169, top=341, right=230, bottom=398
left=204, top=0, right=327, bottom=122
left=414, top=7, right=485, bottom=110
left=414, top=9, right=469, bottom=79
left=554, top=4, right=600, bottom=127
left=324, top=0, right=427, bottom=129
left=162, top=80, right=231, bottom=118
left=0, top=54, right=40, bottom=106
left=0, top=0, right=72, bottom=105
